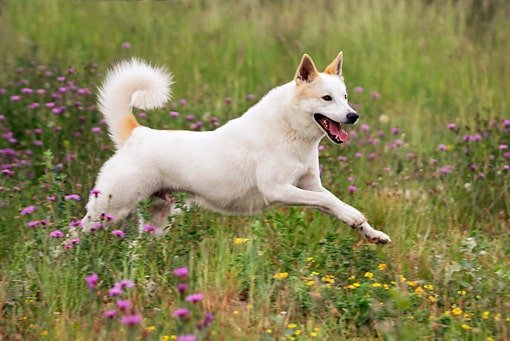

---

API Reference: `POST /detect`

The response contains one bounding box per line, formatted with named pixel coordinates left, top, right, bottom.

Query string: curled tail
left=97, top=58, right=172, bottom=148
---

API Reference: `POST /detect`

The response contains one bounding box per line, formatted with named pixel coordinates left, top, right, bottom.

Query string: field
left=0, top=0, right=509, bottom=340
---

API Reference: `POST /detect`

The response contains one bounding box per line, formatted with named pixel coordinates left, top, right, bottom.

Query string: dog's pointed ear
left=324, top=51, right=343, bottom=76
left=295, top=54, right=319, bottom=85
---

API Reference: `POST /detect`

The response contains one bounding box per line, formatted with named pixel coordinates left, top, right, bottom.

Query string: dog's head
left=294, top=52, right=358, bottom=144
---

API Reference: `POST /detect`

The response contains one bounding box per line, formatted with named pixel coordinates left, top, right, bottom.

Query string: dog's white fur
left=83, top=54, right=390, bottom=244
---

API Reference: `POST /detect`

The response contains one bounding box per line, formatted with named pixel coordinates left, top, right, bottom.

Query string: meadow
left=0, top=0, right=509, bottom=340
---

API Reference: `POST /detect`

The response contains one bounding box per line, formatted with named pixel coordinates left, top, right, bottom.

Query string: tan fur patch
left=120, top=114, right=139, bottom=142
left=324, top=52, right=343, bottom=76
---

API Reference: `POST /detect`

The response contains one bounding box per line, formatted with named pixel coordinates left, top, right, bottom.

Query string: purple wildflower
left=354, top=86, right=363, bottom=93
left=173, top=267, right=189, bottom=278
left=10, top=95, right=21, bottom=102
left=337, top=155, right=347, bottom=162
left=143, top=224, right=155, bottom=234
left=103, top=309, right=117, bottom=318
left=179, top=98, right=187, bottom=106
left=499, top=144, right=508, bottom=150
left=116, top=299, right=131, bottom=311
left=64, top=194, right=80, bottom=201
left=27, top=220, right=39, bottom=228
left=177, top=283, right=188, bottom=294
left=354, top=152, right=363, bottom=158
left=89, top=188, right=101, bottom=197
left=185, top=293, right=204, bottom=304
left=121, top=314, right=142, bottom=326
left=117, top=279, right=134, bottom=289
left=348, top=185, right=357, bottom=194
left=169, top=111, right=179, bottom=118
left=112, top=229, right=125, bottom=238
left=197, top=312, right=214, bottom=329
left=108, top=286, right=123, bottom=297
left=371, top=91, right=380, bottom=100
left=122, top=42, right=132, bottom=49
left=440, top=165, right=454, bottom=174
left=391, top=127, right=400, bottom=135
left=177, top=335, right=196, bottom=341
left=85, top=273, right=99, bottom=289
left=447, top=123, right=457, bottom=130
left=173, top=308, right=191, bottom=319
left=438, top=144, right=447, bottom=151
left=49, top=230, right=64, bottom=238
left=91, top=127, right=101, bottom=134
left=21, top=205, right=36, bottom=215
left=360, top=124, right=370, bottom=132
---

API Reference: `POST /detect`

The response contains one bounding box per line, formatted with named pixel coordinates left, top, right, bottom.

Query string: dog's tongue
left=329, top=121, right=349, bottom=142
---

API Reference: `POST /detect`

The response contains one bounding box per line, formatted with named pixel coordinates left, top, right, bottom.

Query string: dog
left=82, top=52, right=391, bottom=244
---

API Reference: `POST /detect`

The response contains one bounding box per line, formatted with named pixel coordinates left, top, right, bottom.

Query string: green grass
left=0, top=0, right=509, bottom=339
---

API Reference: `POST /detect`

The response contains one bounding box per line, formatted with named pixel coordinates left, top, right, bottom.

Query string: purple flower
left=177, top=283, right=188, bottom=294
left=185, top=293, right=204, bottom=303
left=49, top=230, right=64, bottom=238
left=173, top=308, right=191, bottom=319
left=89, top=188, right=101, bottom=197
left=447, top=123, right=457, bottom=130
left=117, top=279, right=135, bottom=289
left=470, top=164, right=478, bottom=171
left=179, top=98, right=187, bottom=106
left=354, top=86, right=364, bottom=93
left=116, top=299, right=131, bottom=311
left=10, top=95, right=21, bottom=102
left=177, top=335, right=196, bottom=341
left=108, top=286, right=123, bottom=297
left=122, top=42, right=132, bottom=49
left=21, top=88, right=33, bottom=94
left=439, top=165, right=454, bottom=174
left=438, top=144, right=447, bottom=151
left=360, top=124, right=370, bottom=132
left=354, top=152, right=363, bottom=158
left=138, top=112, right=147, bottom=119
left=348, top=185, right=357, bottom=194
left=70, top=237, right=80, bottom=244
left=173, top=267, right=189, bottom=278
left=64, top=194, right=80, bottom=201
left=197, top=312, right=214, bottom=329
left=91, top=127, right=101, bottom=134
left=503, top=119, right=510, bottom=128
left=337, top=155, right=347, bottom=162
left=85, top=273, right=99, bottom=289
left=21, top=205, right=36, bottom=215
left=121, top=314, right=142, bottom=326
left=103, top=309, right=117, bottom=318
left=169, top=111, right=179, bottom=118
left=371, top=91, right=380, bottom=100
left=112, top=229, right=125, bottom=238
left=143, top=224, right=155, bottom=234
left=27, top=220, right=39, bottom=228
left=499, top=144, right=508, bottom=150
left=503, top=165, right=509, bottom=171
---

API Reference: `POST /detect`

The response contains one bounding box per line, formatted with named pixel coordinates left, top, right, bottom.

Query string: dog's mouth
left=314, top=114, right=349, bottom=144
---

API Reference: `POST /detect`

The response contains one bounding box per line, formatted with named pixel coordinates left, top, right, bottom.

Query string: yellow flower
left=305, top=280, right=315, bottom=287
left=40, top=330, right=48, bottom=336
left=295, top=330, right=302, bottom=336
left=310, top=332, right=318, bottom=337
left=482, top=311, right=490, bottom=319
left=407, top=281, right=418, bottom=287
left=457, top=290, right=466, bottom=296
left=266, top=329, right=272, bottom=334
left=372, top=282, right=382, bottom=287
left=424, top=284, right=434, bottom=291
left=494, top=313, right=501, bottom=321
left=364, top=272, right=374, bottom=280
left=383, top=284, right=389, bottom=290
left=461, top=324, right=472, bottom=331
left=452, top=307, right=463, bottom=316
left=321, top=275, right=335, bottom=284
left=428, top=295, right=437, bottom=303
left=311, top=271, right=320, bottom=276
left=170, top=336, right=177, bottom=341
left=146, top=325, right=156, bottom=333
left=414, top=286, right=425, bottom=296
left=377, top=263, right=387, bottom=271
left=234, top=237, right=249, bottom=245
left=288, top=323, right=297, bottom=329
left=161, top=336, right=169, bottom=341
left=307, top=257, right=315, bottom=263
left=313, top=327, right=320, bottom=332
left=348, top=275, right=356, bottom=280
left=398, top=275, right=406, bottom=283
left=463, top=312, right=471, bottom=320
left=353, top=282, right=360, bottom=287
left=506, top=317, right=510, bottom=322
left=486, top=337, right=494, bottom=341
left=274, top=272, right=289, bottom=280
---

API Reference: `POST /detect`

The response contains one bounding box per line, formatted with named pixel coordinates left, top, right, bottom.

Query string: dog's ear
left=324, top=51, right=343, bottom=76
left=295, top=54, right=319, bottom=84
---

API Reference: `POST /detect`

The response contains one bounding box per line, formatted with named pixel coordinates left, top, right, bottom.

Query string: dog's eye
left=322, top=95, right=332, bottom=101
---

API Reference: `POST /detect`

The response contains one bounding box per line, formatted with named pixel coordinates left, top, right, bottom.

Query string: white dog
left=82, top=52, right=391, bottom=244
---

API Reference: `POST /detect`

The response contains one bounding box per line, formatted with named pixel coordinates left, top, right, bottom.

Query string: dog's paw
left=358, top=222, right=391, bottom=245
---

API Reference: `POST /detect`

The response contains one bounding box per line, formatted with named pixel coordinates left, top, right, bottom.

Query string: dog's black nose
left=346, top=112, right=359, bottom=124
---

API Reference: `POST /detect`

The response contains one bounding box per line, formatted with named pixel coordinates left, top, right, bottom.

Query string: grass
left=0, top=0, right=509, bottom=339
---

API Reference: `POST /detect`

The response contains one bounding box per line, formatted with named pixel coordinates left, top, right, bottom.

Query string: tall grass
left=0, top=0, right=509, bottom=339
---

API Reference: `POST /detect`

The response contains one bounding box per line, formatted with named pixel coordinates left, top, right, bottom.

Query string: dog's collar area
left=313, top=113, right=349, bottom=144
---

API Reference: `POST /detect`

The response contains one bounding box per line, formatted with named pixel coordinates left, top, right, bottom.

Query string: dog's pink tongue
left=329, top=122, right=349, bottom=142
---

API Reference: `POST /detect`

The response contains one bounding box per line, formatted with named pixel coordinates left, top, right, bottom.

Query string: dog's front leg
left=264, top=184, right=390, bottom=244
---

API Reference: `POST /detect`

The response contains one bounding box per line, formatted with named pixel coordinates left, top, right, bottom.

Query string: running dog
left=82, top=52, right=391, bottom=244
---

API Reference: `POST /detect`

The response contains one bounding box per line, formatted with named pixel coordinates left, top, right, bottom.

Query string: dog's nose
left=346, top=112, right=359, bottom=124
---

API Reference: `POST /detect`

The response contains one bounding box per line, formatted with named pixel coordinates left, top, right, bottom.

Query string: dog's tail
left=98, top=58, right=172, bottom=148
